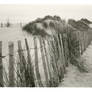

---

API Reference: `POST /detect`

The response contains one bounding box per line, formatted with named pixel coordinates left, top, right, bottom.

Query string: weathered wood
left=47, top=39, right=59, bottom=86
left=34, top=37, right=43, bottom=87
left=46, top=39, right=55, bottom=86
left=18, top=40, right=26, bottom=87
left=56, top=33, right=66, bottom=81
left=82, top=32, right=85, bottom=53
left=77, top=31, right=81, bottom=55
left=59, top=34, right=67, bottom=66
left=61, top=33, right=69, bottom=68
left=51, top=39, right=59, bottom=76
left=42, top=39, right=52, bottom=83
left=39, top=37, right=49, bottom=86
left=25, top=38, right=35, bottom=87
left=84, top=32, right=86, bottom=51
left=53, top=34, right=64, bottom=81
left=59, top=34, right=68, bottom=69
left=80, top=32, right=83, bottom=54
left=0, top=41, right=3, bottom=87
left=9, top=42, right=15, bottom=87
left=52, top=36, right=60, bottom=73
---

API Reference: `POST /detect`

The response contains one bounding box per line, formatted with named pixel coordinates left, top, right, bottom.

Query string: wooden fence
left=0, top=29, right=92, bottom=87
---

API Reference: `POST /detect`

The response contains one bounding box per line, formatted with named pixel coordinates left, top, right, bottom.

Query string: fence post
left=78, top=31, right=81, bottom=55
left=47, top=38, right=59, bottom=86
left=25, top=38, right=35, bottom=87
left=84, top=32, right=86, bottom=51
left=62, top=33, right=69, bottom=66
left=34, top=37, right=43, bottom=87
left=57, top=33, right=67, bottom=81
left=52, top=36, right=60, bottom=74
left=9, top=42, right=15, bottom=87
left=54, top=34, right=64, bottom=81
left=59, top=34, right=67, bottom=66
left=80, top=32, right=83, bottom=54
left=46, top=38, right=56, bottom=86
left=39, top=37, right=49, bottom=86
left=17, top=40, right=26, bottom=87
left=42, top=39, right=52, bottom=85
left=0, top=41, right=3, bottom=87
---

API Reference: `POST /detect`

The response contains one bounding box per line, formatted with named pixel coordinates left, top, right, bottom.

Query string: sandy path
left=59, top=42, right=92, bottom=87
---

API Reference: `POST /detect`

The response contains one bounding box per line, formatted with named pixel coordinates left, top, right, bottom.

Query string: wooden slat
left=48, top=39, right=59, bottom=86
left=9, top=42, right=15, bottom=87
left=53, top=34, right=63, bottom=81
left=25, top=38, right=35, bottom=87
left=39, top=37, right=49, bottom=86
left=42, top=39, right=52, bottom=84
left=59, top=34, right=67, bottom=67
left=18, top=40, right=26, bottom=87
left=46, top=39, right=55, bottom=86
left=0, top=41, right=3, bottom=87
left=34, top=37, right=43, bottom=87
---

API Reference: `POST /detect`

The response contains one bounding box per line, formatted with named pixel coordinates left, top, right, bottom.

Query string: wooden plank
left=9, top=42, right=15, bottom=87
left=59, top=34, right=67, bottom=67
left=42, top=39, right=52, bottom=83
left=54, top=34, right=64, bottom=81
left=84, top=32, right=87, bottom=51
left=51, top=38, right=59, bottom=76
left=0, top=41, right=3, bottom=87
left=39, top=37, right=49, bottom=86
left=80, top=32, right=83, bottom=54
left=56, top=33, right=66, bottom=81
left=77, top=31, right=81, bottom=55
left=52, top=36, right=60, bottom=74
left=18, top=40, right=26, bottom=87
left=61, top=33, right=68, bottom=68
left=25, top=38, right=35, bottom=87
left=48, top=39, right=59, bottom=86
left=46, top=38, right=55, bottom=86
left=34, top=37, right=43, bottom=87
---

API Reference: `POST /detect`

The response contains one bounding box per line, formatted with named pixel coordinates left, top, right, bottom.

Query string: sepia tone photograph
left=0, top=3, right=92, bottom=88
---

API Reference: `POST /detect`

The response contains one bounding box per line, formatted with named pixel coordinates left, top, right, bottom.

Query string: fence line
left=0, top=28, right=92, bottom=87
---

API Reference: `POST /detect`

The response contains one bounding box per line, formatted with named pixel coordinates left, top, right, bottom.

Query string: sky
left=0, top=5, right=92, bottom=23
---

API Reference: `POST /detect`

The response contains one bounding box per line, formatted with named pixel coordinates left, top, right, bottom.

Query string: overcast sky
left=0, top=5, right=92, bottom=23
